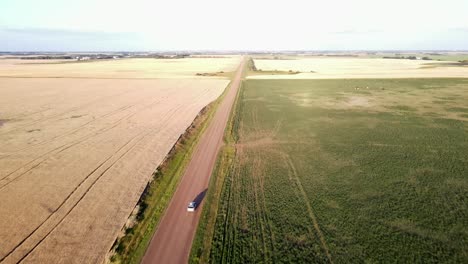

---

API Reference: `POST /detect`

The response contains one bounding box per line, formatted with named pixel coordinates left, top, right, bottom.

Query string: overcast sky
left=1, top=0, right=467, bottom=51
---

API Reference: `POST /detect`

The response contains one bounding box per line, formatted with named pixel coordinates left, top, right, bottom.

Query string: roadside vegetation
left=368, top=53, right=468, bottom=62
left=192, top=78, right=468, bottom=263
left=195, top=71, right=236, bottom=78
left=247, top=57, right=302, bottom=76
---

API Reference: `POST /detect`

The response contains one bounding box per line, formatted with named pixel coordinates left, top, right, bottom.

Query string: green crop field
left=192, top=78, right=468, bottom=263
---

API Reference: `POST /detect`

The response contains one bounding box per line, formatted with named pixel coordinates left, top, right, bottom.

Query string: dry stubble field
left=0, top=57, right=239, bottom=263
left=250, top=57, right=468, bottom=79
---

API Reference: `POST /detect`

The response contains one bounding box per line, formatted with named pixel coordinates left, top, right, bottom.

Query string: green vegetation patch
left=446, top=107, right=468, bottom=113
left=195, top=71, right=235, bottom=78
left=379, top=53, right=468, bottom=62
left=193, top=78, right=468, bottom=263
left=385, top=105, right=417, bottom=112
left=247, top=57, right=303, bottom=76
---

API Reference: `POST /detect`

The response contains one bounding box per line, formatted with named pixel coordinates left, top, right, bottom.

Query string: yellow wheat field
left=0, top=57, right=238, bottom=263
left=0, top=57, right=240, bottom=79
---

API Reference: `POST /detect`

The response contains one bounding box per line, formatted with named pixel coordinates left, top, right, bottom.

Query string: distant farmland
left=0, top=57, right=239, bottom=263
left=193, top=78, right=468, bottom=263
left=250, top=57, right=468, bottom=79
left=0, top=56, right=240, bottom=78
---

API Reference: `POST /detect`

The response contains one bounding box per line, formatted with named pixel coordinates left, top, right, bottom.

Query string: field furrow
left=0, top=75, right=230, bottom=263
left=200, top=78, right=468, bottom=263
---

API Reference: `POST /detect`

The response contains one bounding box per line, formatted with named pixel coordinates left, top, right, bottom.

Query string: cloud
left=450, top=27, right=468, bottom=32
left=330, top=29, right=383, bottom=35
left=1, top=27, right=139, bottom=40
left=0, top=27, right=145, bottom=51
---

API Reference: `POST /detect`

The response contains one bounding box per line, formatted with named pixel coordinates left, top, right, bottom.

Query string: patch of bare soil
left=345, top=96, right=372, bottom=107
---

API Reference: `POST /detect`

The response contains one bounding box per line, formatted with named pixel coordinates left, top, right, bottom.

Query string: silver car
left=187, top=201, right=197, bottom=212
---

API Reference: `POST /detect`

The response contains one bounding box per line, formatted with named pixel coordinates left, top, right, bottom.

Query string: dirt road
left=141, top=58, right=245, bottom=264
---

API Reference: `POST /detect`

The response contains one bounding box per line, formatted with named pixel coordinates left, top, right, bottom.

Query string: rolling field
left=250, top=57, right=468, bottom=79
left=0, top=58, right=238, bottom=263
left=194, top=78, right=468, bottom=263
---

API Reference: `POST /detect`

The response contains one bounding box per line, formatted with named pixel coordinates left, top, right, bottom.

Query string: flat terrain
left=142, top=59, right=245, bottom=264
left=250, top=57, right=468, bottom=79
left=0, top=58, right=239, bottom=263
left=0, top=57, right=240, bottom=78
left=197, top=78, right=468, bottom=263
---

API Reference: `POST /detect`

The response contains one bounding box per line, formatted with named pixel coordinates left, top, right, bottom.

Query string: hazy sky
left=1, top=0, right=467, bottom=51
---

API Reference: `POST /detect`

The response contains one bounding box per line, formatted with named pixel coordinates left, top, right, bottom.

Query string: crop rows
left=203, top=78, right=468, bottom=263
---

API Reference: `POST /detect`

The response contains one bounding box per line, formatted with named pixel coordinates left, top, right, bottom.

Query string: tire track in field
left=1, top=87, right=211, bottom=263
left=0, top=88, right=133, bottom=136
left=250, top=154, right=272, bottom=262
left=224, top=160, right=241, bottom=262
left=282, top=153, right=333, bottom=263
left=217, top=149, right=241, bottom=262
left=16, top=129, right=163, bottom=264
left=240, top=114, right=281, bottom=261
left=251, top=152, right=276, bottom=261
left=0, top=84, right=209, bottom=185
left=0, top=103, right=135, bottom=158
left=16, top=88, right=213, bottom=262
left=216, top=161, right=234, bottom=262
left=4, top=107, right=51, bottom=122
left=0, top=94, right=170, bottom=186
left=251, top=106, right=261, bottom=136
left=0, top=132, right=139, bottom=263
left=0, top=89, right=133, bottom=136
